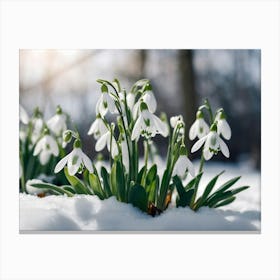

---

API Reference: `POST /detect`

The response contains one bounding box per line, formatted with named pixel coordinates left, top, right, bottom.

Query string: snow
left=20, top=162, right=261, bottom=232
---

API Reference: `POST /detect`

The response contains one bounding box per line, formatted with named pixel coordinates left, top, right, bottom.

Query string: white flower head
left=173, top=145, right=195, bottom=177
left=96, top=84, right=117, bottom=117
left=54, top=139, right=93, bottom=176
left=170, top=115, right=184, bottom=128
left=132, top=86, right=157, bottom=119
left=191, top=123, right=229, bottom=160
left=121, top=138, right=129, bottom=172
left=19, top=105, right=29, bottom=124
left=189, top=110, right=209, bottom=140
left=47, top=105, right=67, bottom=136
left=95, top=124, right=119, bottom=158
left=31, top=108, right=44, bottom=144
left=131, top=102, right=168, bottom=141
left=33, top=130, right=59, bottom=165
left=215, top=110, right=231, bottom=140
left=88, top=115, right=108, bottom=140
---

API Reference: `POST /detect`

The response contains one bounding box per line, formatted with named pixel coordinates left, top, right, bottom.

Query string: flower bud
left=63, top=130, right=72, bottom=143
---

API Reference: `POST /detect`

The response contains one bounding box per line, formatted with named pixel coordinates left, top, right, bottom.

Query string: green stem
left=20, top=152, right=26, bottom=193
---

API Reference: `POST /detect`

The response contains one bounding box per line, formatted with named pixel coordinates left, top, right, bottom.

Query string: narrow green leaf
left=128, top=184, right=148, bottom=212
left=30, top=182, right=74, bottom=197
left=101, top=166, right=112, bottom=197
left=158, top=169, right=170, bottom=210
left=137, top=166, right=146, bottom=184
left=64, top=168, right=90, bottom=194
left=214, top=196, right=236, bottom=208
left=146, top=175, right=159, bottom=204
left=173, top=175, right=194, bottom=207
left=207, top=191, right=233, bottom=207
left=185, top=172, right=203, bottom=190
left=195, top=171, right=224, bottom=209
left=145, top=164, right=157, bottom=187
left=89, top=173, right=105, bottom=199
left=230, top=186, right=249, bottom=196
left=212, top=176, right=241, bottom=195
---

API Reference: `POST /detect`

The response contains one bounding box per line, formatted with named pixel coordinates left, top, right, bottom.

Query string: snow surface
left=20, top=162, right=261, bottom=232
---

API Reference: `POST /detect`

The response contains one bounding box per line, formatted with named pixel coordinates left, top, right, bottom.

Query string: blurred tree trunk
left=138, top=49, right=147, bottom=78
left=178, top=50, right=197, bottom=152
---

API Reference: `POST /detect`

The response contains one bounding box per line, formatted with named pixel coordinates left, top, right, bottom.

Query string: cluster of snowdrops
left=19, top=79, right=249, bottom=215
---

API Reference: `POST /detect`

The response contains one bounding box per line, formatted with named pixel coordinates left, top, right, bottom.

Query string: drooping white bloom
left=131, top=102, right=169, bottom=141
left=31, top=117, right=44, bottom=144
left=126, top=92, right=135, bottom=110
left=170, top=115, right=184, bottom=128
left=215, top=111, right=231, bottom=140
left=121, top=139, right=129, bottom=172
left=33, top=134, right=59, bottom=165
left=132, top=90, right=157, bottom=119
left=54, top=140, right=93, bottom=176
left=173, top=155, right=195, bottom=177
left=189, top=111, right=209, bottom=140
left=95, top=126, right=118, bottom=158
left=19, top=105, right=29, bottom=124
left=96, top=91, right=117, bottom=117
left=47, top=106, right=67, bottom=136
left=88, top=116, right=108, bottom=139
left=191, top=124, right=229, bottom=160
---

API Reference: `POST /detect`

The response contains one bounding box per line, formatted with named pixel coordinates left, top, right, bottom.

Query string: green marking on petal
left=72, top=155, right=79, bottom=165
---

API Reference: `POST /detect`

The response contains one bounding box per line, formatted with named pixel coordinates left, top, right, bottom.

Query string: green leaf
left=145, top=164, right=157, bottom=187
left=173, top=175, right=194, bottom=207
left=212, top=176, right=241, bottom=195
left=137, top=166, right=146, bottom=184
left=185, top=172, right=203, bottom=190
left=101, top=166, right=112, bottom=197
left=64, top=168, right=90, bottom=194
left=195, top=171, right=224, bottom=209
left=30, top=182, right=74, bottom=197
left=158, top=169, right=170, bottom=210
left=207, top=191, right=233, bottom=207
left=146, top=175, right=159, bottom=204
left=214, top=196, right=236, bottom=208
left=230, top=186, right=249, bottom=196
left=110, top=161, right=118, bottom=197
left=110, top=160, right=126, bottom=201
left=89, top=173, right=105, bottom=199
left=62, top=186, right=76, bottom=194
left=128, top=184, right=148, bottom=212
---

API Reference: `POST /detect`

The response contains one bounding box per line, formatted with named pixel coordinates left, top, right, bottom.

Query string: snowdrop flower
left=126, top=92, right=135, bottom=110
left=173, top=155, right=195, bottom=177
left=215, top=110, right=231, bottom=140
left=47, top=105, right=67, bottom=136
left=131, top=102, right=168, bottom=141
left=121, top=139, right=129, bottom=172
left=33, top=130, right=59, bottom=165
left=189, top=110, right=209, bottom=140
left=132, top=88, right=157, bottom=119
left=30, top=108, right=44, bottom=144
left=19, top=105, right=29, bottom=124
left=170, top=115, right=184, bottom=128
left=88, top=115, right=108, bottom=139
left=96, top=84, right=117, bottom=117
left=191, top=123, right=229, bottom=160
left=95, top=125, right=118, bottom=158
left=54, top=139, right=93, bottom=176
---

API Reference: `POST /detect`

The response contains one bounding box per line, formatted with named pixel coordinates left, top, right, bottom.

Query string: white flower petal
left=131, top=115, right=142, bottom=140
left=82, top=153, right=93, bottom=173
left=33, top=138, right=43, bottom=156
left=173, top=156, right=186, bottom=177
left=47, top=135, right=59, bottom=156
left=189, top=120, right=198, bottom=140
left=54, top=154, right=69, bottom=173
left=203, top=148, right=213, bottom=160
left=218, top=137, right=230, bottom=158
left=153, top=115, right=168, bottom=137
left=19, top=105, right=29, bottom=124
left=144, top=91, right=157, bottom=113
left=121, top=140, right=129, bottom=172
left=88, top=119, right=98, bottom=135
left=186, top=157, right=195, bottom=177
left=191, top=136, right=207, bottom=153
left=126, top=93, right=135, bottom=110
left=67, top=149, right=82, bottom=176
left=198, top=119, right=209, bottom=138
left=95, top=132, right=109, bottom=151
left=39, top=150, right=51, bottom=165
left=219, top=120, right=231, bottom=140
